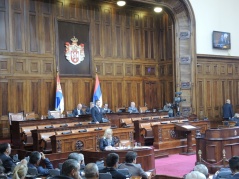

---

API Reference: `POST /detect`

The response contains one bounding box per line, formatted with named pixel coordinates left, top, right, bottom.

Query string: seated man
left=0, top=143, right=17, bottom=172
left=185, top=171, right=206, bottom=179
left=163, top=102, right=173, bottom=117
left=128, top=102, right=139, bottom=113
left=50, top=159, right=82, bottom=179
left=68, top=153, right=85, bottom=176
left=102, top=103, right=111, bottom=114
left=84, top=163, right=99, bottom=179
left=85, top=102, right=95, bottom=115
left=193, top=164, right=209, bottom=178
left=99, top=153, right=126, bottom=179
left=28, top=151, right=53, bottom=176
left=229, top=156, right=239, bottom=178
left=72, top=103, right=85, bottom=117
left=118, top=151, right=147, bottom=179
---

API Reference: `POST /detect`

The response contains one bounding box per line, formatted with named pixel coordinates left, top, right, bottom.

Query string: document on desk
left=182, top=125, right=196, bottom=129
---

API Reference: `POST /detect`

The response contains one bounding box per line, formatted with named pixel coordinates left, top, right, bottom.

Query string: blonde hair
left=12, top=164, right=28, bottom=179
left=103, top=128, right=113, bottom=139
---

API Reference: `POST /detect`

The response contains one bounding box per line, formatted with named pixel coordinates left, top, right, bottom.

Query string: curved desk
left=81, top=146, right=155, bottom=173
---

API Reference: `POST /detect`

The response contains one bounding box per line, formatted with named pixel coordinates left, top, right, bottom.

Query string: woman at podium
left=99, top=128, right=115, bottom=151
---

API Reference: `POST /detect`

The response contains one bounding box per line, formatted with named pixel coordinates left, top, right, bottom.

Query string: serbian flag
left=93, top=74, right=102, bottom=106
left=55, top=71, right=64, bottom=113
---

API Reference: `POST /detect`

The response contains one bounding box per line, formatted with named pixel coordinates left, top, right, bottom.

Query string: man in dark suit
left=72, top=103, right=85, bottom=117
left=229, top=156, right=239, bottom=178
left=118, top=151, right=148, bottom=179
left=223, top=99, right=234, bottom=121
left=0, top=143, right=16, bottom=172
left=99, top=153, right=126, bottom=179
left=91, top=100, right=103, bottom=123
left=85, top=102, right=94, bottom=115
left=102, top=103, right=111, bottom=114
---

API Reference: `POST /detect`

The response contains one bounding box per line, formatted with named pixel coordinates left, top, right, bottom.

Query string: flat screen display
left=212, top=31, right=231, bottom=50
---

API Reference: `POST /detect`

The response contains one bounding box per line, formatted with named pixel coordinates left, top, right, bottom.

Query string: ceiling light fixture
left=154, top=7, right=162, bottom=13
left=117, top=1, right=126, bottom=7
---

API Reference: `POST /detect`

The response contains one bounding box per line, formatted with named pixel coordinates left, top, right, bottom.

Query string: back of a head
left=229, top=156, right=239, bottom=173
left=194, top=164, right=209, bottom=178
left=125, top=151, right=137, bottom=163
left=12, top=164, right=28, bottom=179
left=29, top=151, right=41, bottom=165
left=0, top=143, right=9, bottom=153
left=106, top=153, right=119, bottom=168
left=84, top=163, right=99, bottom=179
left=62, top=159, right=79, bottom=176
left=185, top=171, right=206, bottom=179
left=68, top=153, right=84, bottom=163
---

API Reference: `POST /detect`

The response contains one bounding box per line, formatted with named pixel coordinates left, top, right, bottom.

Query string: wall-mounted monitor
left=212, top=31, right=231, bottom=50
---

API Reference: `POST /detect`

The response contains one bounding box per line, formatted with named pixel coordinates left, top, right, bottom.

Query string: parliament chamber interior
left=0, top=0, right=239, bottom=178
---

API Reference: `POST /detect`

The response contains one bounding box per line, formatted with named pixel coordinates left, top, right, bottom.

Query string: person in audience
left=50, top=159, right=82, bottom=179
left=12, top=160, right=28, bottom=179
left=193, top=164, right=209, bottom=178
left=223, top=99, right=233, bottom=121
left=118, top=151, right=147, bottom=179
left=72, top=103, right=85, bottom=117
left=102, top=103, right=111, bottom=114
left=84, top=163, right=99, bottom=179
left=85, top=102, right=95, bottom=115
left=68, top=152, right=85, bottom=177
left=28, top=151, right=53, bottom=176
left=128, top=102, right=139, bottom=113
left=229, top=156, right=239, bottom=178
left=0, top=143, right=17, bottom=172
left=99, top=128, right=115, bottom=151
left=185, top=171, right=206, bottom=179
left=91, top=100, right=103, bottom=123
left=163, top=102, right=174, bottom=117
left=99, top=153, right=126, bottom=179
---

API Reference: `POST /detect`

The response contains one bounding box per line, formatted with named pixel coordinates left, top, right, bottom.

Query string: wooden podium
left=175, top=124, right=198, bottom=155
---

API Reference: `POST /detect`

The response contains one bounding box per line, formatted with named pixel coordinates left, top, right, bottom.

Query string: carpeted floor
left=155, top=154, right=196, bottom=177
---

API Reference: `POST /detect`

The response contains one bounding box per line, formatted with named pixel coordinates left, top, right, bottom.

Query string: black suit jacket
left=91, top=106, right=103, bottom=123
left=223, top=103, right=233, bottom=119
left=72, top=108, right=85, bottom=117
left=0, top=153, right=16, bottom=172
left=99, top=167, right=126, bottom=179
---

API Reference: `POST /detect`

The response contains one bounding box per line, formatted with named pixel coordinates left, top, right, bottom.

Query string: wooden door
left=144, top=81, right=158, bottom=110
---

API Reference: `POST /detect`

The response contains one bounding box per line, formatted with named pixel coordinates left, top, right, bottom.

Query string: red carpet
left=155, top=154, right=196, bottom=177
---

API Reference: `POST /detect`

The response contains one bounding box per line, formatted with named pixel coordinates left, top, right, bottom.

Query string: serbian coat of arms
left=65, top=36, right=85, bottom=65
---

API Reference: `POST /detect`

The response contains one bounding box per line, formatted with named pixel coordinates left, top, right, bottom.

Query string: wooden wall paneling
left=70, top=80, right=79, bottom=110
left=0, top=81, right=8, bottom=116
left=40, top=79, right=55, bottom=115
left=11, top=0, right=25, bottom=52
left=0, top=57, right=11, bottom=75
left=105, top=63, right=113, bottom=76
left=213, top=80, right=220, bottom=119
left=83, top=80, right=93, bottom=106
left=40, top=0, right=53, bottom=54
left=55, top=0, right=64, bottom=18
left=28, top=0, right=39, bottom=53
left=29, top=80, right=40, bottom=114
left=0, top=0, right=8, bottom=51
left=136, top=82, right=142, bottom=108
left=114, top=81, right=123, bottom=111
left=102, top=81, right=113, bottom=109
left=232, top=143, right=239, bottom=156
left=124, top=11, right=132, bottom=59
left=228, top=80, right=233, bottom=105
left=103, top=7, right=112, bottom=58
left=125, top=81, right=132, bottom=107
left=93, top=5, right=102, bottom=58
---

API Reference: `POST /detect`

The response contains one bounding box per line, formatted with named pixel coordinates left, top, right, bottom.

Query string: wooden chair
left=9, top=112, right=24, bottom=125
left=21, top=126, right=37, bottom=149
left=49, top=111, right=61, bottom=118
left=139, top=106, right=148, bottom=113
left=140, top=123, right=153, bottom=138
left=39, top=132, right=55, bottom=153
left=120, top=118, right=133, bottom=127
left=25, top=112, right=37, bottom=120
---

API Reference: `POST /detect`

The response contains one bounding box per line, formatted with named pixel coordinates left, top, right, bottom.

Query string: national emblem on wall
left=65, top=36, right=85, bottom=65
